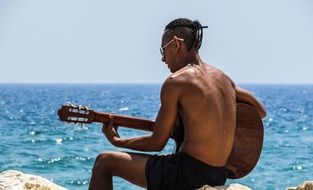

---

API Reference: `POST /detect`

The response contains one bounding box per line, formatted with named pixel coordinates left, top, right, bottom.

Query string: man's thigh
left=98, top=151, right=151, bottom=188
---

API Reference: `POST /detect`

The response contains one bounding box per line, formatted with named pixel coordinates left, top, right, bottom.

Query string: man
left=89, top=18, right=266, bottom=190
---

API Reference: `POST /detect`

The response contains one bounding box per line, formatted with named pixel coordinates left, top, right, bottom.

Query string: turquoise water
left=0, top=84, right=313, bottom=190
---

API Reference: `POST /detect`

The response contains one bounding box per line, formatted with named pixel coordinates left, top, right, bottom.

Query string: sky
left=0, top=0, right=312, bottom=84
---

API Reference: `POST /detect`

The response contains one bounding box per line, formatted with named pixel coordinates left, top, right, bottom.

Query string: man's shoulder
left=160, top=72, right=187, bottom=94
left=163, top=75, right=182, bottom=88
left=159, top=75, right=183, bottom=100
left=169, top=66, right=190, bottom=78
left=167, top=64, right=199, bottom=81
left=204, top=64, right=235, bottom=86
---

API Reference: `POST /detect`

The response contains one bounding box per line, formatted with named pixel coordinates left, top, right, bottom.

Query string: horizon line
left=1, top=82, right=313, bottom=85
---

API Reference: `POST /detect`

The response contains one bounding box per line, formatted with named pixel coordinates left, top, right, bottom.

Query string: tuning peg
left=63, top=102, right=71, bottom=106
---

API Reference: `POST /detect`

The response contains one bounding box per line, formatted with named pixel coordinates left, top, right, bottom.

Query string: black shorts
left=145, top=152, right=227, bottom=190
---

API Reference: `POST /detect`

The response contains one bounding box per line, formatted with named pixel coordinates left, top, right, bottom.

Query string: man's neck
left=183, top=52, right=202, bottom=66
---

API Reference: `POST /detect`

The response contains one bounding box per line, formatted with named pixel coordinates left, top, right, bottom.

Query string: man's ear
left=173, top=36, right=181, bottom=52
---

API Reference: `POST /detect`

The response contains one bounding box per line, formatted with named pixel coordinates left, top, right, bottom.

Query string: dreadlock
left=165, top=18, right=208, bottom=51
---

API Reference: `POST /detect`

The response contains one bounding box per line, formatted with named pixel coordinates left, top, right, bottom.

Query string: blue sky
left=0, top=0, right=312, bottom=84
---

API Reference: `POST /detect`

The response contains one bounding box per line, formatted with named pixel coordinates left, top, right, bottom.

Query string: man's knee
left=93, top=152, right=117, bottom=173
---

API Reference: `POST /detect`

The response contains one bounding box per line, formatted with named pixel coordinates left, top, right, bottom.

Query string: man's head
left=161, top=18, right=207, bottom=72
left=164, top=18, right=207, bottom=51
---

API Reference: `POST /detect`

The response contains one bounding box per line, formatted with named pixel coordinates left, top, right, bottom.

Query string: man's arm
left=227, top=76, right=266, bottom=118
left=103, top=78, right=180, bottom=151
left=235, top=86, right=267, bottom=118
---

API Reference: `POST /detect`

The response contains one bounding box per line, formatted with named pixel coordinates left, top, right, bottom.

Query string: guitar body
left=227, top=103, right=264, bottom=179
left=171, top=103, right=264, bottom=179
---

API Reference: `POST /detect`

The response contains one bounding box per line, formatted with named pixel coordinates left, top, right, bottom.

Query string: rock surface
left=199, top=183, right=251, bottom=190
left=0, top=170, right=67, bottom=190
left=3, top=170, right=311, bottom=190
left=286, top=181, right=313, bottom=190
left=1, top=170, right=253, bottom=190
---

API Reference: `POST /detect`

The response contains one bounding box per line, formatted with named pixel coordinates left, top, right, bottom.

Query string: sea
left=0, top=84, right=312, bottom=190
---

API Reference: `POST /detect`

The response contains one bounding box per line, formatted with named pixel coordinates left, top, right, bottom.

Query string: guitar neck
left=93, top=111, right=155, bottom=132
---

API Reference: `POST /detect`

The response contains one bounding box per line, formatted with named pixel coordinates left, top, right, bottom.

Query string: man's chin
left=167, top=65, right=177, bottom=73
left=169, top=67, right=178, bottom=73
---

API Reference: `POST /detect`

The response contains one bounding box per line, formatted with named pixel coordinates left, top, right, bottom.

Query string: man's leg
left=89, top=151, right=150, bottom=190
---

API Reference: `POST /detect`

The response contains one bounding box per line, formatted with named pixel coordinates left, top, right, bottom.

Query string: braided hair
left=165, top=18, right=208, bottom=51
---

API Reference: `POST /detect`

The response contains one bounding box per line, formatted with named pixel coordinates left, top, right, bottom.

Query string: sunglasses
left=160, top=38, right=184, bottom=58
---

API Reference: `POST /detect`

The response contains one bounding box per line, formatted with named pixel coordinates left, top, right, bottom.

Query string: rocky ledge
left=0, top=170, right=251, bottom=190
left=286, top=181, right=313, bottom=190
left=0, top=170, right=67, bottom=190
left=1, top=170, right=312, bottom=190
left=198, top=184, right=251, bottom=190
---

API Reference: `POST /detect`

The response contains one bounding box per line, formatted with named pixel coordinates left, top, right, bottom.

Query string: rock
left=199, top=183, right=251, bottom=190
left=0, top=170, right=67, bottom=190
left=286, top=181, right=313, bottom=190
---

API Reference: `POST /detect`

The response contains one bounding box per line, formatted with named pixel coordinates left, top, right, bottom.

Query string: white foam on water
left=56, top=138, right=63, bottom=144
left=118, top=107, right=129, bottom=111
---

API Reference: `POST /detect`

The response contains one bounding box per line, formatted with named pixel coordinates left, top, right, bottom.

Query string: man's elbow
left=151, top=143, right=166, bottom=151
left=150, top=146, right=163, bottom=152
left=149, top=139, right=166, bottom=151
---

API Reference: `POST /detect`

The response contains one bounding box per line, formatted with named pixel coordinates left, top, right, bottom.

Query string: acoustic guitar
left=57, top=102, right=263, bottom=179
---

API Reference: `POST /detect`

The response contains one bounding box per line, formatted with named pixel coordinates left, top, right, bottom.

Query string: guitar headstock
left=57, top=104, right=95, bottom=124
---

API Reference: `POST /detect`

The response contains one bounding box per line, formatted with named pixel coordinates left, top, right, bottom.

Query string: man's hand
left=102, top=114, right=121, bottom=147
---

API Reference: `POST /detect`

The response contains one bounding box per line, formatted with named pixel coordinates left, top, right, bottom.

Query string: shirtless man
left=89, top=18, right=266, bottom=190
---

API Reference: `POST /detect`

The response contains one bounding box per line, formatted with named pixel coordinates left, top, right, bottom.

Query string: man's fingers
left=108, top=113, right=114, bottom=126
left=102, top=114, right=115, bottom=132
left=103, top=114, right=114, bottom=127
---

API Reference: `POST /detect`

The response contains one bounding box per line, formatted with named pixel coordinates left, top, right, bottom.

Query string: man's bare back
left=169, top=63, right=236, bottom=166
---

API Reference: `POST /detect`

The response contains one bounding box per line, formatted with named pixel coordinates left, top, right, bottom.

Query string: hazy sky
left=0, top=0, right=312, bottom=84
